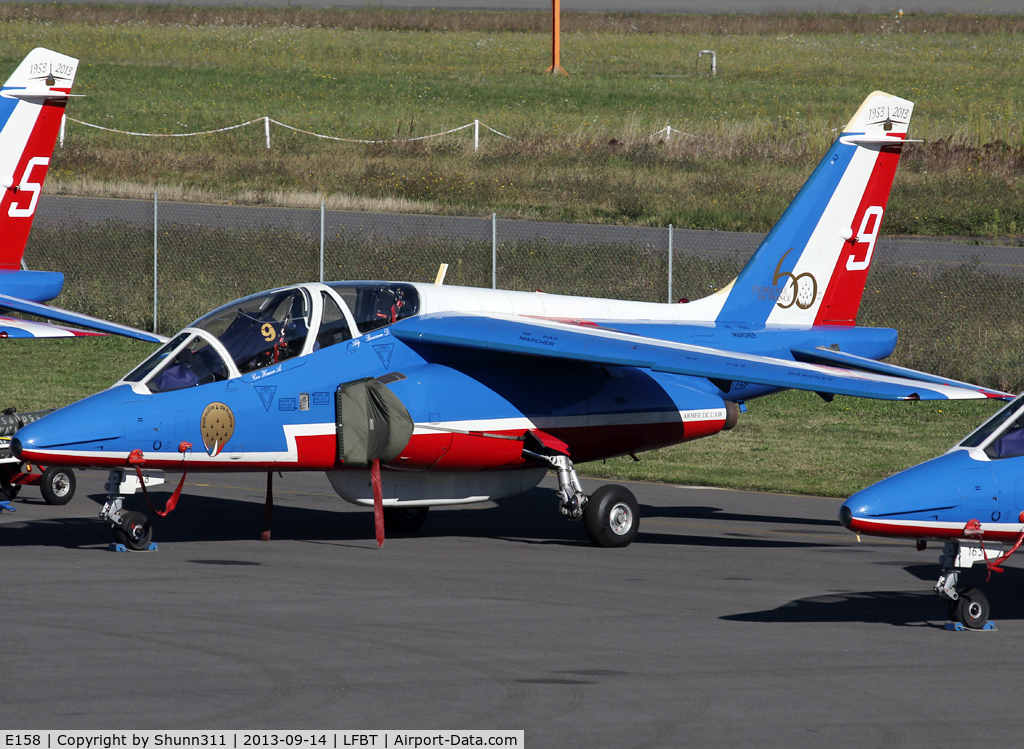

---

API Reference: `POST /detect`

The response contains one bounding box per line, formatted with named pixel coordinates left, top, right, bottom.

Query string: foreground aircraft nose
left=839, top=451, right=975, bottom=539
left=12, top=391, right=126, bottom=460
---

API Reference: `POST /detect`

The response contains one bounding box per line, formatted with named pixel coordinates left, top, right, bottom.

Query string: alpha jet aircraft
left=12, top=91, right=1011, bottom=551
left=840, top=395, right=1024, bottom=629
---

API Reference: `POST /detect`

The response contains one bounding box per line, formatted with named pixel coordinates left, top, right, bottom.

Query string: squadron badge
left=200, top=402, right=235, bottom=457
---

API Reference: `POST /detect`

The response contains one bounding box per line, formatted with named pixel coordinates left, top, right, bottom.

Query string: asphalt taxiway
left=2, top=471, right=1022, bottom=745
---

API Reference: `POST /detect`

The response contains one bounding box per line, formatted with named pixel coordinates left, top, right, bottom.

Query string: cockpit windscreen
left=193, top=287, right=312, bottom=375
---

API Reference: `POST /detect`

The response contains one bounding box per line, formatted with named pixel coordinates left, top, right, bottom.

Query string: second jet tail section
left=0, top=48, right=78, bottom=271
left=714, top=91, right=915, bottom=327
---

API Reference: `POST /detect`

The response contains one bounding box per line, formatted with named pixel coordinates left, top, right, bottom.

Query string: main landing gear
left=528, top=453, right=640, bottom=547
left=935, top=540, right=996, bottom=630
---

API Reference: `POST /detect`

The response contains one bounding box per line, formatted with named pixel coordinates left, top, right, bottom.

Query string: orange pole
left=546, top=0, right=567, bottom=75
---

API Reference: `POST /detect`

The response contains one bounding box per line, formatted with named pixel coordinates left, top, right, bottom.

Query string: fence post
left=320, top=201, right=325, bottom=283
left=475, top=120, right=480, bottom=153
left=668, top=223, right=673, bottom=303
left=492, top=213, right=497, bottom=289
left=153, top=191, right=158, bottom=333
left=265, top=117, right=271, bottom=150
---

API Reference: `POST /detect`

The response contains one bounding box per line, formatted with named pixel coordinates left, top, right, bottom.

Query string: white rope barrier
left=63, top=115, right=692, bottom=149
left=66, top=116, right=266, bottom=138
left=268, top=118, right=477, bottom=145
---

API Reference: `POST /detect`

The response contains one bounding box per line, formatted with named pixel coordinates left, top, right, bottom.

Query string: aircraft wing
left=393, top=313, right=1009, bottom=402
left=0, top=293, right=168, bottom=343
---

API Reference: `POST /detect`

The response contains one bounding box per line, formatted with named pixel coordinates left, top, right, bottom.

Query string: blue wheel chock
left=108, top=542, right=159, bottom=552
left=0, top=500, right=16, bottom=513
left=945, top=621, right=997, bottom=631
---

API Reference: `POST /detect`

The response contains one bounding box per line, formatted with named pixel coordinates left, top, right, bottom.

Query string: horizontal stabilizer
left=0, top=293, right=168, bottom=343
left=0, top=315, right=104, bottom=339
left=790, top=347, right=1011, bottom=399
left=0, top=90, right=83, bottom=100
left=394, top=312, right=1006, bottom=402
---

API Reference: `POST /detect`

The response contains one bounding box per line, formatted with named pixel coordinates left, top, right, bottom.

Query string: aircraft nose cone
left=838, top=502, right=854, bottom=528
left=13, top=392, right=126, bottom=456
left=839, top=486, right=881, bottom=532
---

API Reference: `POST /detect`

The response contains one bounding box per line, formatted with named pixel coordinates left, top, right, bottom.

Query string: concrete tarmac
left=2, top=470, right=1021, bottom=744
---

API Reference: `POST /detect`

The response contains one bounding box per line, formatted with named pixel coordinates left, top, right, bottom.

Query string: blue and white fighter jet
left=12, top=91, right=1010, bottom=551
left=841, top=394, right=1024, bottom=629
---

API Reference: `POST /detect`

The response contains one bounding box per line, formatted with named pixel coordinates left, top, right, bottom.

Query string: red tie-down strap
left=127, top=443, right=192, bottom=518
left=962, top=515, right=1024, bottom=581
left=371, top=457, right=385, bottom=548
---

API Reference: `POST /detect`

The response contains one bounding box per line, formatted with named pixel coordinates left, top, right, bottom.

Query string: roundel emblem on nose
left=200, top=402, right=235, bottom=457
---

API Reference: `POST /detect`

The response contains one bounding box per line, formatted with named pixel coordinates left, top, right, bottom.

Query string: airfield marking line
left=643, top=517, right=911, bottom=545
left=578, top=473, right=843, bottom=501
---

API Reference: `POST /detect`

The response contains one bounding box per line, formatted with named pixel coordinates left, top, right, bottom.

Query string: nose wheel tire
left=40, top=466, right=76, bottom=506
left=583, top=484, right=639, bottom=548
left=113, top=511, right=153, bottom=551
left=954, top=588, right=990, bottom=629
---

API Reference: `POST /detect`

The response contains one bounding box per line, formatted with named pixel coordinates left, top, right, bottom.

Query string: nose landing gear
left=99, top=469, right=164, bottom=552
left=935, top=541, right=997, bottom=630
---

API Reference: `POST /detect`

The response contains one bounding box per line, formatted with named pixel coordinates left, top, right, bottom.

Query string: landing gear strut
left=524, top=450, right=640, bottom=547
left=99, top=469, right=163, bottom=551
left=935, top=541, right=996, bottom=629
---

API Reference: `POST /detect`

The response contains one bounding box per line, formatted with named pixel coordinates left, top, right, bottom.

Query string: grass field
left=1, top=7, right=1021, bottom=234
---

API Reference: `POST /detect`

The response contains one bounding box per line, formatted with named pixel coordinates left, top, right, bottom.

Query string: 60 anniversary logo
left=772, top=248, right=818, bottom=310
left=752, top=249, right=818, bottom=311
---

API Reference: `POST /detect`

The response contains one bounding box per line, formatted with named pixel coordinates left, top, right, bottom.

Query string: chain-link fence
left=24, top=195, right=1024, bottom=392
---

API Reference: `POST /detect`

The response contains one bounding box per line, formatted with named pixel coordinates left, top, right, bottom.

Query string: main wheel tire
left=40, top=466, right=76, bottom=505
left=113, top=511, right=153, bottom=551
left=583, top=484, right=639, bottom=548
left=383, top=505, right=429, bottom=533
left=956, top=588, right=990, bottom=629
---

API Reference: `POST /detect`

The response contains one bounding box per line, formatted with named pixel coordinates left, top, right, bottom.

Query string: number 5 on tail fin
left=0, top=50, right=165, bottom=342
left=0, top=48, right=79, bottom=272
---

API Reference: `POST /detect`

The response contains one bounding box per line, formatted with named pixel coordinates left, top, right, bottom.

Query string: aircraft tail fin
left=715, top=91, right=915, bottom=327
left=0, top=48, right=78, bottom=270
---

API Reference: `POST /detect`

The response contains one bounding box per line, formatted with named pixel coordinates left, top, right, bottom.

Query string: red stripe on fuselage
left=848, top=516, right=1024, bottom=544
left=18, top=416, right=727, bottom=473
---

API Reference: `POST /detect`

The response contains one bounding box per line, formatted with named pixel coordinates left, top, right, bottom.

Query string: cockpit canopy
left=120, top=282, right=419, bottom=394
left=959, top=392, right=1024, bottom=460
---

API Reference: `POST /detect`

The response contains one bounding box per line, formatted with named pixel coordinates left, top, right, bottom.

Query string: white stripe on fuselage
left=29, top=409, right=726, bottom=466
left=857, top=517, right=1024, bottom=536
